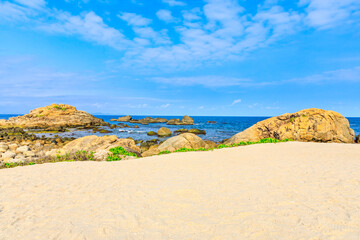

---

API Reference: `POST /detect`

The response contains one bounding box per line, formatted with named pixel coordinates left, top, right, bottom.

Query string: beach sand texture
left=1, top=142, right=360, bottom=240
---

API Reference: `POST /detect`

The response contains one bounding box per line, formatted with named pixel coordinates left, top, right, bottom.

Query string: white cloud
left=160, top=103, right=171, bottom=108
left=118, top=12, right=152, bottom=26
left=13, top=0, right=46, bottom=9
left=301, top=0, right=360, bottom=29
left=156, top=9, right=175, bottom=23
left=162, top=0, right=186, bottom=7
left=39, top=11, right=130, bottom=50
left=151, top=76, right=251, bottom=87
left=231, top=99, right=242, bottom=105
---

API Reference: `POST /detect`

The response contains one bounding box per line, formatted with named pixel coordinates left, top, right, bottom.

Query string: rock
left=134, top=125, right=139, bottom=129
left=24, top=151, right=36, bottom=157
left=174, top=129, right=189, bottom=134
left=182, top=115, right=194, bottom=125
left=99, top=129, right=112, bottom=134
left=34, top=142, right=43, bottom=149
left=142, top=133, right=208, bottom=157
left=110, top=115, right=132, bottom=122
left=0, top=144, right=8, bottom=153
left=188, top=129, right=206, bottom=135
left=109, top=124, right=118, bottom=129
left=167, top=116, right=194, bottom=125
left=61, top=135, right=141, bottom=160
left=225, top=108, right=355, bottom=144
left=157, top=127, right=171, bottom=137
left=207, top=121, right=217, bottom=124
left=16, top=146, right=31, bottom=153
left=166, top=119, right=182, bottom=125
left=158, top=133, right=207, bottom=152
left=147, top=131, right=157, bottom=136
left=8, top=143, right=18, bottom=151
left=140, top=139, right=159, bottom=152
left=142, top=145, right=160, bottom=157
left=2, top=151, right=16, bottom=159
left=356, top=134, right=360, bottom=143
left=204, top=140, right=217, bottom=149
left=0, top=104, right=106, bottom=129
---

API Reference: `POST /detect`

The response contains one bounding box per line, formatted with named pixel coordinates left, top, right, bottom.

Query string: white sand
left=1, top=142, right=360, bottom=240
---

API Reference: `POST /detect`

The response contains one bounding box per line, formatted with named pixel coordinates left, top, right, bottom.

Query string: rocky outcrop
left=356, top=134, right=360, bottom=143
left=142, top=133, right=210, bottom=156
left=129, top=117, right=168, bottom=125
left=57, top=135, right=141, bottom=160
left=110, top=115, right=132, bottom=122
left=174, top=128, right=206, bottom=135
left=158, top=127, right=171, bottom=137
left=147, top=131, right=157, bottom=136
left=0, top=104, right=107, bottom=129
left=225, top=108, right=355, bottom=145
left=167, top=116, right=194, bottom=125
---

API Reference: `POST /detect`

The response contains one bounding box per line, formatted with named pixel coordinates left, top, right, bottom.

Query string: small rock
left=8, top=143, right=18, bottom=151
left=34, top=142, right=43, bottom=148
left=24, top=151, right=36, bottom=157
left=0, top=144, right=9, bottom=153
left=356, top=134, right=360, bottom=143
left=2, top=151, right=16, bottom=159
left=16, top=145, right=31, bottom=153
left=147, top=131, right=157, bottom=136
left=189, top=129, right=206, bottom=135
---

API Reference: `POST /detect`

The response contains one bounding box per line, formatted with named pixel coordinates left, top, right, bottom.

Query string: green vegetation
left=36, top=114, right=44, bottom=117
left=158, top=138, right=293, bottom=155
left=106, top=146, right=137, bottom=161
left=53, top=105, right=67, bottom=111
left=290, top=116, right=297, bottom=123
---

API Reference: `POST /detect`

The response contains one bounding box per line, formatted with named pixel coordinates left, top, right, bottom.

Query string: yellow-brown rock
left=225, top=108, right=355, bottom=144
left=0, top=104, right=106, bottom=129
left=61, top=135, right=141, bottom=160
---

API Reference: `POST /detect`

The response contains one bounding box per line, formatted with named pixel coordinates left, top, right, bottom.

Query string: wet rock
left=157, top=127, right=171, bottom=137
left=147, top=131, right=157, bottom=136
left=188, top=129, right=206, bottom=135
left=207, top=121, right=217, bottom=124
left=174, top=129, right=188, bottom=134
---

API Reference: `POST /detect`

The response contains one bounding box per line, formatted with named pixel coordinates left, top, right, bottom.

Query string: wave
left=118, top=129, right=146, bottom=134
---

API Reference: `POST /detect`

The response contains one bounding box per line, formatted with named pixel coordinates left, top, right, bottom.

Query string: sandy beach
left=1, top=142, right=360, bottom=240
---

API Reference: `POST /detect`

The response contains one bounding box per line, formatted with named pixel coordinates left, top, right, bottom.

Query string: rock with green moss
left=147, top=131, right=157, bottom=136
left=189, top=129, right=206, bottom=135
left=157, top=127, right=171, bottom=137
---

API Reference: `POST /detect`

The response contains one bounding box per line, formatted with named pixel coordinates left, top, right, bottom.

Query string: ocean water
left=1, top=114, right=359, bottom=142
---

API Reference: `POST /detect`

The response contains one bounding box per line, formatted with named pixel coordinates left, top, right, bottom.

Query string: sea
left=1, top=114, right=360, bottom=142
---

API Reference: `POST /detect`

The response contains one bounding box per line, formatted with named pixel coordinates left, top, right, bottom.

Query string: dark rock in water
left=147, top=131, right=157, bottom=136
left=356, top=134, right=360, bottom=143
left=133, top=125, right=139, bottom=128
left=129, top=117, right=168, bottom=125
left=189, top=129, right=206, bottom=135
left=99, top=129, right=111, bottom=134
left=118, top=123, right=130, bottom=128
left=157, top=127, right=171, bottom=137
left=174, top=129, right=189, bottom=134
left=109, top=124, right=118, bottom=129
left=111, top=115, right=132, bottom=122
left=207, top=121, right=217, bottom=124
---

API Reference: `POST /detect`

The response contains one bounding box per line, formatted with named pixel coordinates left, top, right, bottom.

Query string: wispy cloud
left=1, top=0, right=360, bottom=74
left=151, top=76, right=251, bottom=87
left=231, top=99, right=242, bottom=105
left=162, top=0, right=186, bottom=7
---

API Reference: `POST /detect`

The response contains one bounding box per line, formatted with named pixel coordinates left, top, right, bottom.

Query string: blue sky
left=1, top=0, right=360, bottom=116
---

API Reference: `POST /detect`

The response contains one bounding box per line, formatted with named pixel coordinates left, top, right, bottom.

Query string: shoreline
left=1, top=142, right=360, bottom=239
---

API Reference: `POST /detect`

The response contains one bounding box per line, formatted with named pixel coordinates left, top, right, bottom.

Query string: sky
left=0, top=0, right=360, bottom=116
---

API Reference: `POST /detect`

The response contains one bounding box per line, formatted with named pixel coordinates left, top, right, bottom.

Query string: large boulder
left=0, top=104, right=107, bottom=129
left=58, top=135, right=141, bottom=160
left=356, top=134, right=360, bottom=143
left=225, top=108, right=355, bottom=144
left=110, top=115, right=132, bottom=122
left=182, top=115, right=194, bottom=125
left=157, top=127, right=171, bottom=137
